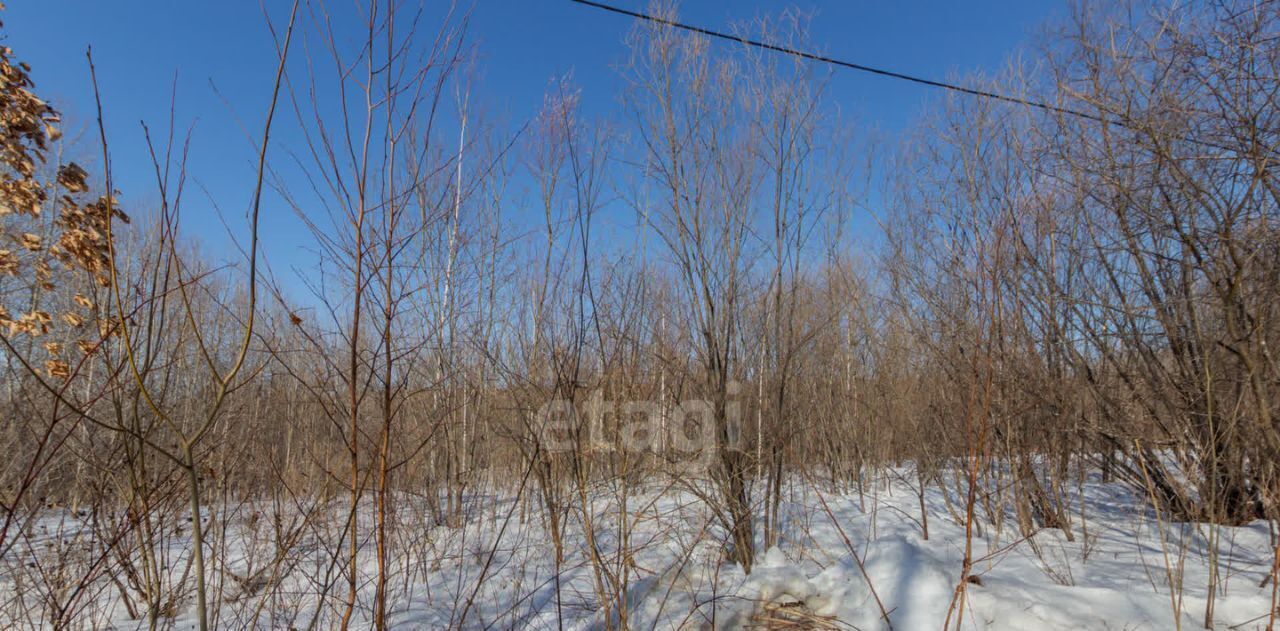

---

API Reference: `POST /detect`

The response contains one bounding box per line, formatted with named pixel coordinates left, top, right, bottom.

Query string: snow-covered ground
left=2, top=465, right=1275, bottom=629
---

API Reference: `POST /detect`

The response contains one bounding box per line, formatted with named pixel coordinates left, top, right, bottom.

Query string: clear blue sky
left=3, top=0, right=1060, bottom=285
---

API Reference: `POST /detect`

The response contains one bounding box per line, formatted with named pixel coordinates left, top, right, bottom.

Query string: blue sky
left=4, top=0, right=1060, bottom=287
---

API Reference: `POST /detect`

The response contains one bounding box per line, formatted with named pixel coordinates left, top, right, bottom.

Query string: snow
left=2, top=465, right=1275, bottom=629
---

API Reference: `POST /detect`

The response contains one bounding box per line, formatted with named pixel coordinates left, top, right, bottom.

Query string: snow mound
left=742, top=546, right=818, bottom=604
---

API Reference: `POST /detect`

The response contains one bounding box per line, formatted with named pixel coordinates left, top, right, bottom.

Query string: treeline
left=0, top=1, right=1276, bottom=629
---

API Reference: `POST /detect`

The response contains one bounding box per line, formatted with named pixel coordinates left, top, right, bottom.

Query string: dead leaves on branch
left=56, top=162, right=88, bottom=193
left=0, top=248, right=15, bottom=275
left=0, top=41, right=58, bottom=218
left=44, top=359, right=69, bottom=379
left=52, top=192, right=130, bottom=288
left=6, top=309, right=51, bottom=337
left=0, top=28, right=129, bottom=380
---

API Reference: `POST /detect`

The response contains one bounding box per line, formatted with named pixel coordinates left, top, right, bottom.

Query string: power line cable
left=569, top=0, right=1108, bottom=123
left=570, top=0, right=1272, bottom=158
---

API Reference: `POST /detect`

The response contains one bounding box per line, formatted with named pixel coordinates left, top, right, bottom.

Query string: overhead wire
left=569, top=0, right=1269, bottom=158
left=569, top=0, right=1108, bottom=122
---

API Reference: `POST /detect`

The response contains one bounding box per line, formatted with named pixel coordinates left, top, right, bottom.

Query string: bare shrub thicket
left=884, top=2, right=1279, bottom=626
left=1, top=0, right=1276, bottom=629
